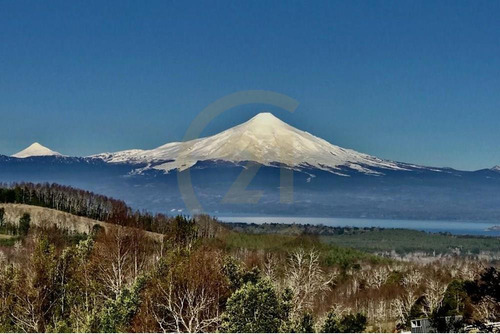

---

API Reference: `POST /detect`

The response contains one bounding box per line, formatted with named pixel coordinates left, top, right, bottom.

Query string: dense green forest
left=0, top=183, right=499, bottom=332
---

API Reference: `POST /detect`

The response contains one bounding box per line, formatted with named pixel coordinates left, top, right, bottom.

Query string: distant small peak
left=492, top=165, right=500, bottom=172
left=12, top=142, right=62, bottom=158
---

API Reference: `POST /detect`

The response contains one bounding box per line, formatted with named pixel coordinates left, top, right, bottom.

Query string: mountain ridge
left=92, top=112, right=413, bottom=176
left=5, top=114, right=498, bottom=174
left=12, top=142, right=62, bottom=158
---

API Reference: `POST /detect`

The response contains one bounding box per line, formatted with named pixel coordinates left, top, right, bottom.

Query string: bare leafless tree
left=151, top=249, right=227, bottom=333
left=362, top=266, right=390, bottom=289
left=423, top=278, right=448, bottom=316
left=153, top=274, right=220, bottom=333
left=263, top=253, right=280, bottom=285
left=459, top=260, right=481, bottom=281
left=401, top=269, right=423, bottom=288
left=95, top=227, right=134, bottom=299
left=286, top=249, right=332, bottom=318
left=391, top=290, right=419, bottom=328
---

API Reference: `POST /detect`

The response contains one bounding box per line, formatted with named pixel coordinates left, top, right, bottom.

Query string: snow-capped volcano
left=12, top=142, right=62, bottom=158
left=94, top=113, right=408, bottom=175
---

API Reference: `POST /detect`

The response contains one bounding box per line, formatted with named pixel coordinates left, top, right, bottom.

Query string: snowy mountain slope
left=12, top=142, right=62, bottom=158
left=93, top=113, right=410, bottom=175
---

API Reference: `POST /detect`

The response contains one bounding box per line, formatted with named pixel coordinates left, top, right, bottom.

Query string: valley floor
left=224, top=222, right=500, bottom=259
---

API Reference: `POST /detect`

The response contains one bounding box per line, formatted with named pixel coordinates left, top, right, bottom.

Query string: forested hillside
left=0, top=183, right=177, bottom=233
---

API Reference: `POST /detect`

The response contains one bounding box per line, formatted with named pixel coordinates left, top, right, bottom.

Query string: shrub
left=295, top=313, right=315, bottom=333
left=321, top=311, right=367, bottom=333
left=19, top=213, right=31, bottom=236
left=0, top=207, right=5, bottom=227
left=221, top=280, right=284, bottom=333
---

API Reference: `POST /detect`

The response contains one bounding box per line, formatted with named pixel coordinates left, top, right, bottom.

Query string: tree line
left=0, top=183, right=180, bottom=233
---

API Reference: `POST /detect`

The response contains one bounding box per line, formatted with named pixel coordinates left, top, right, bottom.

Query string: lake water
left=218, top=216, right=500, bottom=237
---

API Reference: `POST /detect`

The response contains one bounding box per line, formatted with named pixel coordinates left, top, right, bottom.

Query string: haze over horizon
left=1, top=1, right=499, bottom=170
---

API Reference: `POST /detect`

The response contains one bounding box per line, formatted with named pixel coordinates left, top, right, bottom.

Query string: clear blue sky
left=1, top=0, right=499, bottom=170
